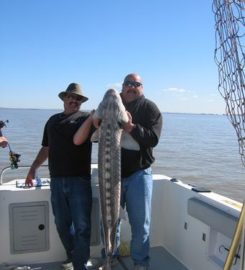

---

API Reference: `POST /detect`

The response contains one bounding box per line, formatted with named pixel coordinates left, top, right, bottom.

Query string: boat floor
left=0, top=246, right=188, bottom=270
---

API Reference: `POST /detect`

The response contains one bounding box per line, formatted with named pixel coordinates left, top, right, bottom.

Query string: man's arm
left=73, top=112, right=94, bottom=145
left=25, top=146, right=49, bottom=187
left=0, top=136, right=8, bottom=148
left=124, top=104, right=162, bottom=148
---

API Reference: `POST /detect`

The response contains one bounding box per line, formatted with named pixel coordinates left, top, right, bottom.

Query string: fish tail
left=106, top=257, right=111, bottom=270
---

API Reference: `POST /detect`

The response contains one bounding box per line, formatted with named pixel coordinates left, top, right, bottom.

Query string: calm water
left=0, top=108, right=244, bottom=202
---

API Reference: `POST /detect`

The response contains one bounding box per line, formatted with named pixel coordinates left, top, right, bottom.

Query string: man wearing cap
left=25, top=83, right=94, bottom=270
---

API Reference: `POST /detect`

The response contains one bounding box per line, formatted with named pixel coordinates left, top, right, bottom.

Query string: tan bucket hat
left=58, top=83, right=88, bottom=103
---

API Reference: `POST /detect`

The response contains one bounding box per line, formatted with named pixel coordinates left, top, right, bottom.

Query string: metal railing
left=0, top=165, right=48, bottom=185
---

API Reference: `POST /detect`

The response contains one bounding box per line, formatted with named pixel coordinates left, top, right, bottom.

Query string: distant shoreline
left=0, top=107, right=225, bottom=116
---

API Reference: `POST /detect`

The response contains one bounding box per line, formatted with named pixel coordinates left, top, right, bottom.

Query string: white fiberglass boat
left=0, top=165, right=244, bottom=270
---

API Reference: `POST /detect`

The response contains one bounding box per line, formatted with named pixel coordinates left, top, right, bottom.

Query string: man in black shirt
left=120, top=73, right=162, bottom=270
left=25, top=83, right=94, bottom=270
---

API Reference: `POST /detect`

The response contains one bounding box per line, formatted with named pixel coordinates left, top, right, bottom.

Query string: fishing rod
left=0, top=120, right=21, bottom=169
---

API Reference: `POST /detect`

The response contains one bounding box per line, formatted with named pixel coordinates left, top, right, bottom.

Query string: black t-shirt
left=121, top=96, right=162, bottom=178
left=42, top=111, right=92, bottom=179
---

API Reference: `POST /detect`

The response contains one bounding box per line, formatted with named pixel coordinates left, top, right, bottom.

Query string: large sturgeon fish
left=92, top=89, right=129, bottom=270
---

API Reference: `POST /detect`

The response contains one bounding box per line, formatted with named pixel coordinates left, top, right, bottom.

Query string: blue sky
left=0, top=0, right=226, bottom=114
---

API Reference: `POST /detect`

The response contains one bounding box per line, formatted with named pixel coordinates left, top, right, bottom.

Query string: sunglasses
left=65, top=94, right=83, bottom=101
left=124, top=80, right=142, bottom=87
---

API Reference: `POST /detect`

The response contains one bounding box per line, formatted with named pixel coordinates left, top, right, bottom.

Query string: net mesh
left=213, top=0, right=245, bottom=166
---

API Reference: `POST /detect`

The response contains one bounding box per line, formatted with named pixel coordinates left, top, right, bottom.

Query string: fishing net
left=213, top=0, right=245, bottom=166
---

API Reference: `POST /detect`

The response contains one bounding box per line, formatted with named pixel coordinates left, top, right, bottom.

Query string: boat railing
left=0, top=165, right=48, bottom=185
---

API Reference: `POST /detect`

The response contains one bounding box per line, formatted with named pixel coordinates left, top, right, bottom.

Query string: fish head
left=93, top=89, right=129, bottom=127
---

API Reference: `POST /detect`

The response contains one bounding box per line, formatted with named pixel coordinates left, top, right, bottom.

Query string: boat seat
left=188, top=198, right=238, bottom=238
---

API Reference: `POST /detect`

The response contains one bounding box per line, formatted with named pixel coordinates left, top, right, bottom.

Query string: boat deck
left=0, top=246, right=188, bottom=270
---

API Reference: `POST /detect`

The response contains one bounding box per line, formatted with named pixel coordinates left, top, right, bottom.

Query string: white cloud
left=162, top=87, right=187, bottom=93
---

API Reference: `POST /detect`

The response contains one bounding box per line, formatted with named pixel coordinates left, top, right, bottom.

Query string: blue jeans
left=50, top=177, right=92, bottom=270
left=121, top=168, right=153, bottom=267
